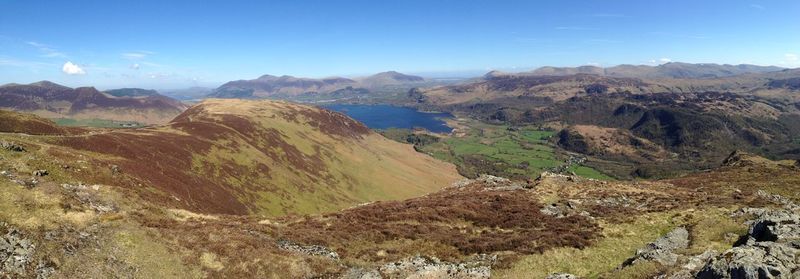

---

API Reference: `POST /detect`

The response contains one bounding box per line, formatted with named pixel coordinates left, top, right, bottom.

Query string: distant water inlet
left=322, top=104, right=453, bottom=133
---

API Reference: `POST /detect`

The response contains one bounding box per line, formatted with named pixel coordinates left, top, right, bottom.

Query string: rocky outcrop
left=623, top=227, right=690, bottom=267
left=697, top=202, right=800, bottom=279
left=720, top=150, right=774, bottom=169
left=452, top=174, right=528, bottom=190
left=0, top=141, right=25, bottom=152
left=277, top=240, right=339, bottom=260
left=545, top=273, right=578, bottom=279
left=379, top=256, right=491, bottom=279
left=540, top=199, right=592, bottom=219
left=666, top=250, right=719, bottom=279
left=341, top=255, right=493, bottom=279
left=696, top=241, right=799, bottom=279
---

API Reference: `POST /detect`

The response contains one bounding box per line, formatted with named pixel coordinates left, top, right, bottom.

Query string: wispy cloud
left=555, top=26, right=596, bottom=31
left=590, top=13, right=627, bottom=18
left=62, top=61, right=86, bottom=75
left=122, top=50, right=155, bottom=60
left=648, top=32, right=709, bottom=40
left=514, top=37, right=543, bottom=42
left=781, top=53, right=799, bottom=66
left=26, top=41, right=66, bottom=58
left=0, top=56, right=54, bottom=68
left=648, top=58, right=672, bottom=65
left=584, top=39, right=623, bottom=44
left=749, top=4, right=765, bottom=10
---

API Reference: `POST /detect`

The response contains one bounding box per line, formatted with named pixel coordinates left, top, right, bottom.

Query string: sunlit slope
left=55, top=99, right=461, bottom=216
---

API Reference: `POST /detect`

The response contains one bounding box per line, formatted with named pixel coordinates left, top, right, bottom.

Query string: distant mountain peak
left=484, top=70, right=510, bottom=78
left=364, top=71, right=425, bottom=82
left=257, top=74, right=279, bottom=80
left=0, top=82, right=186, bottom=124
left=29, top=80, right=71, bottom=90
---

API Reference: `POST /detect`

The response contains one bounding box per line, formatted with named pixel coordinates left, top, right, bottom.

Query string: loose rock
left=379, top=255, right=490, bottom=279
left=0, top=224, right=36, bottom=277
left=0, top=141, right=25, bottom=152
left=545, top=273, right=578, bottom=279
left=277, top=240, right=339, bottom=260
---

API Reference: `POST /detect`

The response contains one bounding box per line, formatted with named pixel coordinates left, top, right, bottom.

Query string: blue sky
left=1, top=0, right=798, bottom=89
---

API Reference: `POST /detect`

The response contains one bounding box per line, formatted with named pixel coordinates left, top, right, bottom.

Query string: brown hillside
left=51, top=99, right=461, bottom=216
left=0, top=109, right=83, bottom=135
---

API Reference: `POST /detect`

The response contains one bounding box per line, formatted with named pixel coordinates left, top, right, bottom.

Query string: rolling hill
left=0, top=81, right=187, bottom=124
left=0, top=99, right=461, bottom=216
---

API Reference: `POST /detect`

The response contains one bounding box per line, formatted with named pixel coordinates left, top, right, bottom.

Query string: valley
left=2, top=0, right=800, bottom=275
left=3, top=62, right=800, bottom=278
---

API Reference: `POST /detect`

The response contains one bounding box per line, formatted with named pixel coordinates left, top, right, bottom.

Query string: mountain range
left=208, top=71, right=427, bottom=98
left=0, top=81, right=187, bottom=124
left=489, top=62, right=784, bottom=79
left=408, top=63, right=800, bottom=180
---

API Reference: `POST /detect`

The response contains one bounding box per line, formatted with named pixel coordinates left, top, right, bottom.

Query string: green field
left=52, top=118, right=144, bottom=128
left=415, top=121, right=612, bottom=180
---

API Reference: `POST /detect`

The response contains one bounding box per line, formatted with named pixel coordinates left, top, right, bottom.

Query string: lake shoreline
left=321, top=104, right=454, bottom=133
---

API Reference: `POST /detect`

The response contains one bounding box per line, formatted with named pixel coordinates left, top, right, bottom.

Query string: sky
left=1, top=0, right=799, bottom=90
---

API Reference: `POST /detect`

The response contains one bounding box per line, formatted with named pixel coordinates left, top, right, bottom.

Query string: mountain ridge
left=0, top=81, right=187, bottom=124
left=208, top=71, right=427, bottom=98
left=513, top=62, right=785, bottom=79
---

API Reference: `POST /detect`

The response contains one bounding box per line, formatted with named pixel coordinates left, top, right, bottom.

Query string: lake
left=322, top=104, right=453, bottom=133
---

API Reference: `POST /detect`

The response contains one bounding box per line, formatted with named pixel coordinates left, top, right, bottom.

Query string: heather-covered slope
left=47, top=99, right=461, bottom=215
left=3, top=124, right=798, bottom=278
left=0, top=81, right=187, bottom=124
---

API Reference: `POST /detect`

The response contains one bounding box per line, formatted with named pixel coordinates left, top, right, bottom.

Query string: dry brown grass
left=280, top=182, right=599, bottom=263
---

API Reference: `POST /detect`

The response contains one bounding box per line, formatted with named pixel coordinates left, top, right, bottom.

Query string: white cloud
left=62, top=61, right=86, bottom=75
left=586, top=62, right=601, bottom=67
left=130, top=63, right=140, bottom=70
left=659, top=58, right=672, bottom=64
left=786, top=53, right=798, bottom=62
